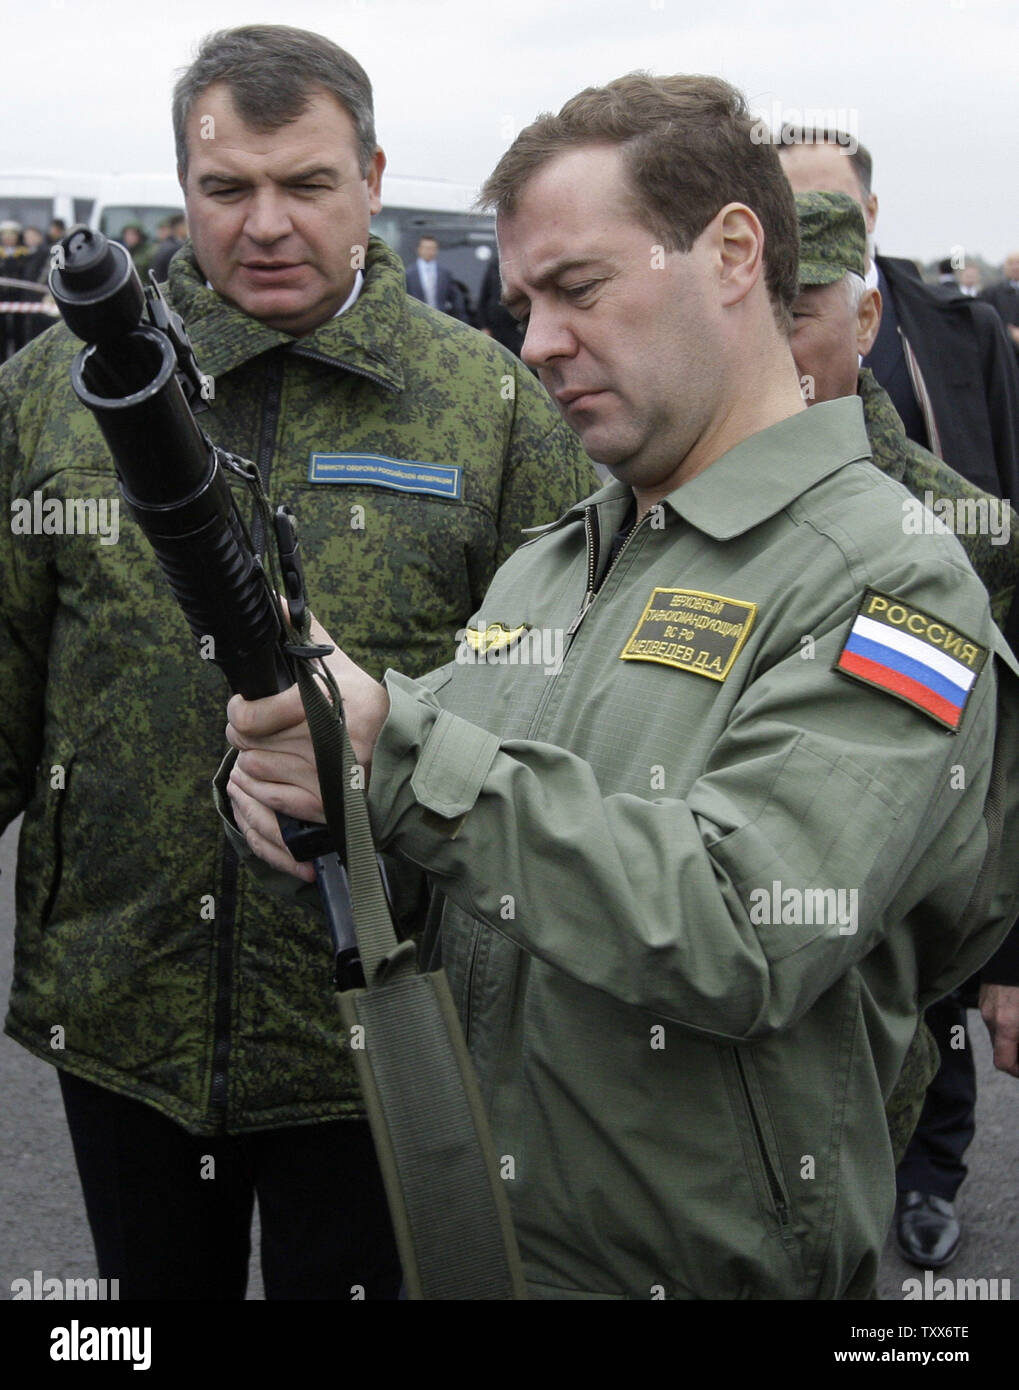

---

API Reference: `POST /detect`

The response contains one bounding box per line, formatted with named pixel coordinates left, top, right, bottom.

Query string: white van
left=89, top=173, right=184, bottom=241
left=0, top=170, right=103, bottom=233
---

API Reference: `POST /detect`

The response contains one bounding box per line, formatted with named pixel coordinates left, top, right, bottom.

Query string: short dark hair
left=479, top=72, right=800, bottom=331
left=778, top=126, right=873, bottom=197
left=172, top=25, right=376, bottom=178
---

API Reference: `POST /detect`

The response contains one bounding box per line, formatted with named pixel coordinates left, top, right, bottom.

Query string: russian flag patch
left=833, top=589, right=988, bottom=732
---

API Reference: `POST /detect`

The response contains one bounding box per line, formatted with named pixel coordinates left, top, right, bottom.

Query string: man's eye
left=209, top=187, right=243, bottom=198
left=564, top=281, right=597, bottom=300
left=293, top=183, right=329, bottom=192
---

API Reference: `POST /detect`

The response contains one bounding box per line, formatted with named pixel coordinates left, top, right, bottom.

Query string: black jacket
left=980, top=279, right=1019, bottom=366
left=874, top=255, right=1019, bottom=500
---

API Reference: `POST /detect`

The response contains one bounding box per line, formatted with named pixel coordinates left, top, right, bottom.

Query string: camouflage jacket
left=0, top=235, right=596, bottom=1134
left=859, top=368, right=1018, bottom=627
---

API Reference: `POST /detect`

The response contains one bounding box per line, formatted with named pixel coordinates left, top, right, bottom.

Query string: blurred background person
left=958, top=264, right=982, bottom=298
left=405, top=234, right=471, bottom=323
left=151, top=212, right=188, bottom=281
left=981, top=252, right=1019, bottom=365
left=478, top=251, right=524, bottom=356
left=779, top=129, right=1019, bottom=502
left=119, top=221, right=154, bottom=277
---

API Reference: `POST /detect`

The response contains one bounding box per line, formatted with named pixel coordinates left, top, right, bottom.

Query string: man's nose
left=520, top=307, right=577, bottom=372
left=243, top=190, right=293, bottom=244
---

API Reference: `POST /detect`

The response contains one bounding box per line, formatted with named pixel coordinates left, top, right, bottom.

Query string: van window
left=100, top=205, right=183, bottom=240
left=73, top=198, right=95, bottom=226
left=373, top=207, right=495, bottom=303
left=0, top=196, right=51, bottom=229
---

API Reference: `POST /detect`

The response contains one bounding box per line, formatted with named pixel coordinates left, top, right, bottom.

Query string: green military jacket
left=359, top=398, right=1019, bottom=1298
left=857, top=367, right=1019, bottom=1160
left=0, top=235, right=595, bottom=1133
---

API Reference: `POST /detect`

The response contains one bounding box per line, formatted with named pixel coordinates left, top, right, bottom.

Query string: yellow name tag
left=620, top=588, right=757, bottom=681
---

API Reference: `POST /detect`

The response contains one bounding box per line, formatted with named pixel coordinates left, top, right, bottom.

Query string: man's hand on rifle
left=225, top=612, right=390, bottom=881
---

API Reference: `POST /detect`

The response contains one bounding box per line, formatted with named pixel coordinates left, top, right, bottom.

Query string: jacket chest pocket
left=290, top=484, right=495, bottom=672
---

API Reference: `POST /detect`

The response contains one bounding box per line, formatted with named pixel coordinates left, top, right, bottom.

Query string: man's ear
left=716, top=203, right=764, bottom=308
left=863, top=191, right=878, bottom=236
left=366, top=147, right=386, bottom=216
left=857, top=286, right=882, bottom=357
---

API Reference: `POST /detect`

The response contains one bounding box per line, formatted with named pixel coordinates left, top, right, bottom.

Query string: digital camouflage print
left=794, top=191, right=867, bottom=286
left=0, top=234, right=597, bottom=1134
left=859, top=367, right=1018, bottom=629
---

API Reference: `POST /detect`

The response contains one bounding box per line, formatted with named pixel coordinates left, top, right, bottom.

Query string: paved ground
left=0, top=814, right=1014, bottom=1301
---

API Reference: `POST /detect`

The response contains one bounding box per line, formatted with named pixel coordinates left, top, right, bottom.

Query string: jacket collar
left=530, top=397, right=872, bottom=541
left=657, top=397, right=871, bottom=539
left=166, top=235, right=407, bottom=390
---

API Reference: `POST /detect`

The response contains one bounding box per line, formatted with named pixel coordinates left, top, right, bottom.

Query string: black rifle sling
left=291, top=653, right=527, bottom=1301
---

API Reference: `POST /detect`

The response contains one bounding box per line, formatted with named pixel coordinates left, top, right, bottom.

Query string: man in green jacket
left=0, top=25, right=594, bottom=1299
left=789, top=191, right=1019, bottom=1264
left=226, top=73, right=1019, bottom=1299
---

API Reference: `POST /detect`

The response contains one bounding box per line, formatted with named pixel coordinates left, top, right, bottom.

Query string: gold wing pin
left=464, top=622, right=529, bottom=655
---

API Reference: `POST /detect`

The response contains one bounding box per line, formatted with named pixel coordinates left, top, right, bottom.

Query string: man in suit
left=958, top=265, right=982, bottom=298
left=981, top=252, right=1019, bottom=364
left=405, top=235, right=470, bottom=323
left=778, top=131, right=1019, bottom=503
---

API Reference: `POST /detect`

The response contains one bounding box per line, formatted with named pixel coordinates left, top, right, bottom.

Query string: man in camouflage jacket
left=0, top=26, right=593, bottom=1299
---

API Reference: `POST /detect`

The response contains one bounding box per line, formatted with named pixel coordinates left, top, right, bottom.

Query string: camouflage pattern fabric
left=887, top=1018, right=941, bottom=1168
left=859, top=367, right=1018, bottom=628
left=794, top=191, right=867, bottom=285
left=0, top=234, right=597, bottom=1134
left=860, top=364, right=1019, bottom=1159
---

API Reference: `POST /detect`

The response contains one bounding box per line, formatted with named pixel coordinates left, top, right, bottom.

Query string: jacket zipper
left=462, top=920, right=483, bottom=1043
left=733, top=1048, right=791, bottom=1232
left=207, top=355, right=285, bottom=1124
left=526, top=504, right=646, bottom=739
left=248, top=355, right=284, bottom=558
left=568, top=504, right=647, bottom=638
left=463, top=502, right=647, bottom=1031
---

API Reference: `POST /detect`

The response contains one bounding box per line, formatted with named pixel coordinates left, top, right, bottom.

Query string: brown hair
left=173, top=26, right=376, bottom=179
left=480, top=72, right=800, bottom=331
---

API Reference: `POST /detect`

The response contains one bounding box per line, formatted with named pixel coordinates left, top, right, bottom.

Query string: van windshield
left=0, top=196, right=51, bottom=230
left=100, top=205, right=183, bottom=240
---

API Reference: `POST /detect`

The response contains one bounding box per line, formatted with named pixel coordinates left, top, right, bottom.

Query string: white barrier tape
left=0, top=302, right=60, bottom=314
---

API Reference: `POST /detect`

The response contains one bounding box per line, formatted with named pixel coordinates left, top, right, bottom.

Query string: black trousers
left=896, top=993, right=977, bottom=1202
left=59, top=1071, right=402, bottom=1300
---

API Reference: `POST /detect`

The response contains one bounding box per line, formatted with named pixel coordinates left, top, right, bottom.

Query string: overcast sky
left=2, top=0, right=1017, bottom=262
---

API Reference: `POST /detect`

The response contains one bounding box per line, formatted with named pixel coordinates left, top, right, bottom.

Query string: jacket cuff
left=369, top=670, right=500, bottom=847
